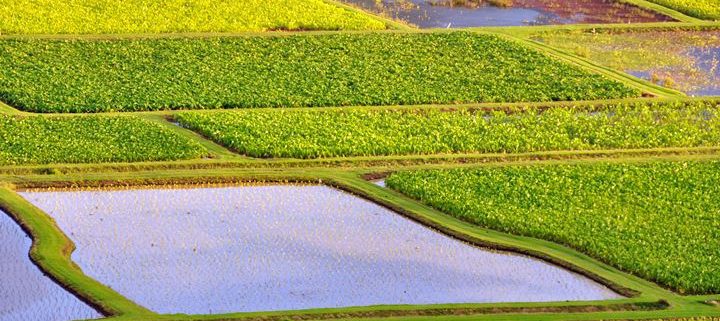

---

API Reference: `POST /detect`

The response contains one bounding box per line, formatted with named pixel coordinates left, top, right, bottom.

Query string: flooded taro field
left=0, top=211, right=100, bottom=321
left=340, top=0, right=674, bottom=28
left=20, top=185, right=621, bottom=315
left=537, top=30, right=720, bottom=96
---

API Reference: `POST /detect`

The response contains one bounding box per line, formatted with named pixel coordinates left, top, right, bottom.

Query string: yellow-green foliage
left=0, top=33, right=639, bottom=113
left=645, top=0, right=720, bottom=20
left=0, top=115, right=206, bottom=165
left=176, top=101, right=720, bottom=158
left=387, top=160, right=720, bottom=294
left=0, top=0, right=386, bottom=35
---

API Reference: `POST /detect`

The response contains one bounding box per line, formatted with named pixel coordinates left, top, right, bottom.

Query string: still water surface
left=0, top=211, right=100, bottom=321
left=342, top=0, right=674, bottom=28
left=22, top=185, right=621, bottom=314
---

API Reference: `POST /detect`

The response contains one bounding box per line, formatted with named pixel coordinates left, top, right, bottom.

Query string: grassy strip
left=643, top=0, right=720, bottom=20
left=386, top=160, right=720, bottom=294
left=2, top=146, right=720, bottom=177
left=0, top=32, right=639, bottom=113
left=0, top=187, right=153, bottom=317
left=0, top=0, right=386, bottom=35
left=0, top=115, right=207, bottom=165
left=176, top=100, right=720, bottom=158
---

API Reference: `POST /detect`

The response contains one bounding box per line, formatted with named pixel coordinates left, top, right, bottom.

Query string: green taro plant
left=644, top=0, right=720, bottom=20
left=0, top=115, right=206, bottom=165
left=386, top=160, right=720, bottom=294
left=0, top=0, right=386, bottom=35
left=0, top=32, right=639, bottom=113
left=176, top=100, right=720, bottom=158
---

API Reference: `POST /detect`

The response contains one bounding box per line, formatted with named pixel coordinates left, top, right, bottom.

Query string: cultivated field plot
left=177, top=100, right=720, bottom=158
left=2, top=0, right=720, bottom=321
left=536, top=29, right=720, bottom=96
left=0, top=0, right=387, bottom=34
left=644, top=0, right=720, bottom=20
left=0, top=32, right=639, bottom=113
left=385, top=160, right=720, bottom=294
left=340, top=0, right=675, bottom=28
left=20, top=185, right=619, bottom=314
left=0, top=115, right=206, bottom=165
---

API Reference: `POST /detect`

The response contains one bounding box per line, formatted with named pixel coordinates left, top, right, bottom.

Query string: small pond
left=341, top=0, right=674, bottom=28
left=21, top=185, right=621, bottom=314
left=0, top=211, right=100, bottom=321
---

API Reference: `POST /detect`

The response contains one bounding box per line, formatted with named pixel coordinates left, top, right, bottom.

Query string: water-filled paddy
left=0, top=211, right=100, bottom=321
left=537, top=30, right=720, bottom=96
left=341, top=0, right=673, bottom=28
left=22, top=185, right=620, bottom=314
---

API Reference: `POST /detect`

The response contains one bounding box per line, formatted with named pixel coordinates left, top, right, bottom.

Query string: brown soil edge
left=0, top=197, right=118, bottom=317
left=14, top=176, right=642, bottom=301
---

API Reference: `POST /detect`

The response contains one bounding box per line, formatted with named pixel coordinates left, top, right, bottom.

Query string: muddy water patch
left=0, top=211, right=101, bottom=321
left=341, top=0, right=673, bottom=28
left=537, top=30, right=720, bottom=96
left=22, top=185, right=620, bottom=314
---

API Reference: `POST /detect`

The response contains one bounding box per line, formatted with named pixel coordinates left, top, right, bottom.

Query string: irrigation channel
left=18, top=184, right=621, bottom=315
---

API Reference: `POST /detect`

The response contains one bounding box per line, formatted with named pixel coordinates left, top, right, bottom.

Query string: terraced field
left=0, top=115, right=206, bottom=165
left=385, top=161, right=720, bottom=294
left=1, top=1, right=720, bottom=321
left=0, top=33, right=638, bottom=113
left=176, top=100, right=720, bottom=158
left=0, top=0, right=387, bottom=34
left=644, top=0, right=720, bottom=20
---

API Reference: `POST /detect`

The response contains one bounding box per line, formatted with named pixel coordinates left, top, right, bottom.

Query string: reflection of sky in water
left=342, top=0, right=671, bottom=28
left=687, top=46, right=720, bottom=96
left=22, top=185, right=620, bottom=315
left=0, top=211, right=101, bottom=321
left=627, top=45, right=720, bottom=97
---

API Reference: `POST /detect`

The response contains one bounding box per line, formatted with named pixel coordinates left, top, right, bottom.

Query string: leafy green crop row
left=176, top=100, right=720, bottom=158
left=645, top=0, right=720, bottom=20
left=0, top=32, right=638, bottom=113
left=386, top=160, right=720, bottom=294
left=0, top=0, right=385, bottom=35
left=0, top=115, right=206, bottom=165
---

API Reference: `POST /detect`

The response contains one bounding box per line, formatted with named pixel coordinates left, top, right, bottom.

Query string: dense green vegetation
left=386, top=160, right=720, bottom=294
left=0, top=115, right=206, bottom=165
left=177, top=100, right=720, bottom=158
left=0, top=0, right=385, bottom=34
left=0, top=32, right=639, bottom=113
left=645, top=0, right=720, bottom=20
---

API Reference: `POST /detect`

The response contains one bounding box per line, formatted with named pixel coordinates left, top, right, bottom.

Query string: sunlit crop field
left=1, top=0, right=720, bottom=320
left=0, top=32, right=638, bottom=113
left=176, top=100, right=720, bottom=158
left=386, top=160, right=720, bottom=294
left=0, top=115, right=206, bottom=165
left=644, top=0, right=720, bottom=20
left=0, top=0, right=386, bottom=35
